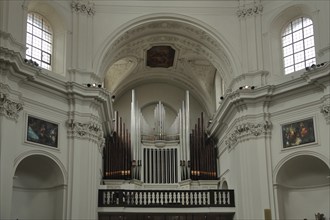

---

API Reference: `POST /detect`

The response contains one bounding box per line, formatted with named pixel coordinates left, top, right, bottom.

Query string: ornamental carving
left=67, top=120, right=103, bottom=144
left=225, top=121, right=271, bottom=148
left=0, top=93, right=23, bottom=121
left=320, top=101, right=330, bottom=124
left=237, top=4, right=263, bottom=18
left=71, top=0, right=95, bottom=16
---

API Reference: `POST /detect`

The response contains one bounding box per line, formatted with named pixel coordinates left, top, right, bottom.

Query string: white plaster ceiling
left=103, top=19, right=233, bottom=113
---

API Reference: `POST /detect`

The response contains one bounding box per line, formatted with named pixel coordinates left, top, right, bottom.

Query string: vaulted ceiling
left=102, top=19, right=234, bottom=114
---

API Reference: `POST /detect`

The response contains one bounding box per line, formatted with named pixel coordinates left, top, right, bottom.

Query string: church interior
left=0, top=0, right=329, bottom=220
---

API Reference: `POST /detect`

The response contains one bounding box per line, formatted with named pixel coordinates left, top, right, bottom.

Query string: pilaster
left=0, top=84, right=23, bottom=219
left=70, top=0, right=95, bottom=71
left=237, top=0, right=264, bottom=73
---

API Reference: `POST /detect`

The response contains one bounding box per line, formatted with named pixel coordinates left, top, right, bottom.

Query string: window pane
left=27, top=13, right=33, bottom=23
left=27, top=23, right=32, bottom=33
left=293, top=30, right=303, bottom=42
left=294, top=51, right=304, bottom=63
left=282, top=35, right=292, bottom=47
left=304, top=25, right=314, bottom=38
left=303, top=17, right=313, bottom=27
left=283, top=25, right=292, bottom=35
left=32, top=48, right=41, bottom=60
left=33, top=14, right=43, bottom=28
left=26, top=33, right=32, bottom=45
left=43, top=32, right=52, bottom=43
left=295, top=62, right=305, bottom=71
left=283, top=45, right=293, bottom=56
left=32, top=36, right=42, bottom=49
left=42, top=41, right=51, bottom=53
left=305, top=47, right=315, bottom=59
left=284, top=55, right=294, bottom=67
left=33, top=26, right=42, bottom=38
left=293, top=41, right=304, bottom=53
left=292, top=18, right=303, bottom=32
left=285, top=66, right=294, bottom=74
left=304, top=37, right=314, bottom=48
left=42, top=52, right=51, bottom=63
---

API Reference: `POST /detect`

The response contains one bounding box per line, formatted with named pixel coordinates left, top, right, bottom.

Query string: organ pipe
left=190, top=112, right=217, bottom=180
left=103, top=112, right=132, bottom=180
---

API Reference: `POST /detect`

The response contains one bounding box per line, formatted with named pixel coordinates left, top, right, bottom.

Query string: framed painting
left=26, top=115, right=58, bottom=148
left=281, top=117, right=316, bottom=149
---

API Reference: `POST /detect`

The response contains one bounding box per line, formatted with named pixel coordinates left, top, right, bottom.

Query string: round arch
left=94, top=13, right=241, bottom=84
left=273, top=151, right=330, bottom=220
left=11, top=151, right=67, bottom=220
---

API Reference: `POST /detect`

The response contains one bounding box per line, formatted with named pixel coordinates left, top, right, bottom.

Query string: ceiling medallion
left=146, top=46, right=175, bottom=68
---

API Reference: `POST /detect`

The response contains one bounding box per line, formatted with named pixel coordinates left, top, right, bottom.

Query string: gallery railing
left=141, top=134, right=180, bottom=142
left=98, top=189, right=235, bottom=208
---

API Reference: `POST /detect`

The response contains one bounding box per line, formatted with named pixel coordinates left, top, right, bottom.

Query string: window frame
left=26, top=12, right=53, bottom=70
left=281, top=17, right=316, bottom=75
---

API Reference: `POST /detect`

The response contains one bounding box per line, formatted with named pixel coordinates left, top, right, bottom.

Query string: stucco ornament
left=237, top=3, right=263, bottom=18
left=320, top=100, right=330, bottom=124
left=225, top=121, right=271, bottom=148
left=0, top=93, right=23, bottom=121
left=71, top=0, right=95, bottom=15
left=67, top=120, right=104, bottom=145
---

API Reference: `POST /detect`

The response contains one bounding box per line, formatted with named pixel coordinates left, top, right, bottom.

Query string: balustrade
left=98, top=189, right=235, bottom=208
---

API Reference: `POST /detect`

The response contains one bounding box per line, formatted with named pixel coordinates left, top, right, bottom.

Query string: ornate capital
left=67, top=120, right=104, bottom=144
left=225, top=121, right=271, bottom=148
left=237, top=4, right=263, bottom=18
left=71, top=0, right=95, bottom=16
left=320, top=99, right=330, bottom=124
left=0, top=93, right=23, bottom=121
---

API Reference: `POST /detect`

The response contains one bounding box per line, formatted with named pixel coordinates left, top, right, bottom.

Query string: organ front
left=103, top=90, right=217, bottom=183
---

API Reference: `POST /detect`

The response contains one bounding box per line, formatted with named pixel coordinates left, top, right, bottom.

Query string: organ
left=103, top=90, right=217, bottom=182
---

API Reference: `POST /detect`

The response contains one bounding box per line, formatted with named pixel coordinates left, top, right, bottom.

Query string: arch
left=13, top=150, right=67, bottom=185
left=23, top=0, right=69, bottom=75
left=274, top=152, right=330, bottom=220
left=273, top=150, right=329, bottom=182
left=11, top=152, right=66, bottom=219
left=94, top=13, right=241, bottom=84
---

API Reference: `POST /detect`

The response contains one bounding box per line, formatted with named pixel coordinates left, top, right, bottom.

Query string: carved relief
left=237, top=3, right=263, bottom=18
left=71, top=0, right=95, bottom=16
left=0, top=93, right=23, bottom=121
left=67, top=120, right=104, bottom=144
left=320, top=100, right=330, bottom=124
left=225, top=121, right=271, bottom=148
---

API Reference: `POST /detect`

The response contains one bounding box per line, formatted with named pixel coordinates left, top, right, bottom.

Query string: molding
left=0, top=30, right=27, bottom=54
left=224, top=121, right=272, bottom=149
left=236, top=3, right=263, bottom=18
left=71, top=0, right=95, bottom=16
left=0, top=85, right=23, bottom=121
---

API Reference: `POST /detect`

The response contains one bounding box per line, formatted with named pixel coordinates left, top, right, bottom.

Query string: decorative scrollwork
left=0, top=93, right=23, bottom=121
left=67, top=120, right=103, bottom=144
left=237, top=4, right=263, bottom=18
left=320, top=100, right=330, bottom=124
left=71, top=0, right=95, bottom=16
left=225, top=121, right=271, bottom=148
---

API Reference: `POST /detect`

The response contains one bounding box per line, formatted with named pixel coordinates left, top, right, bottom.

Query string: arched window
left=26, top=12, right=52, bottom=70
left=282, top=17, right=315, bottom=74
